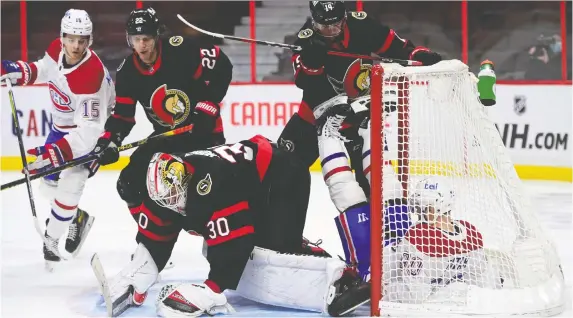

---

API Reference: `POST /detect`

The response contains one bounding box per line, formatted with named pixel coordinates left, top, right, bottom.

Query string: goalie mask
left=409, top=178, right=455, bottom=222
left=146, top=152, right=194, bottom=215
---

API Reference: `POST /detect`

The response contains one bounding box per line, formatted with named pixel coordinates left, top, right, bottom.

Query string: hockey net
left=368, top=60, right=565, bottom=316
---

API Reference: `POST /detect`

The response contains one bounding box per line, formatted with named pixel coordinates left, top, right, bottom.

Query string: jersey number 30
left=207, top=217, right=230, bottom=239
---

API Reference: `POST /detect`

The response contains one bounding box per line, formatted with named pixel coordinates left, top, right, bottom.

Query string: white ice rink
left=1, top=172, right=571, bottom=317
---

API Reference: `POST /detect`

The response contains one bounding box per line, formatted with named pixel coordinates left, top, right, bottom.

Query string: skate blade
left=71, top=216, right=95, bottom=257
left=338, top=298, right=371, bottom=316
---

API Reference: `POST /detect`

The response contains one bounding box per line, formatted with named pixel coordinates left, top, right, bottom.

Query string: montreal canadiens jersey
left=382, top=220, right=501, bottom=303
left=107, top=36, right=232, bottom=139
left=130, top=135, right=274, bottom=291
left=29, top=38, right=115, bottom=158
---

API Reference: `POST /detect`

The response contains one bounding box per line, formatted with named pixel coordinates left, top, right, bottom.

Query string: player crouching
left=94, top=136, right=370, bottom=317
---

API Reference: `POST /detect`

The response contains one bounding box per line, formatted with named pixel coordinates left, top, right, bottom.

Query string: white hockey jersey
left=382, top=219, right=503, bottom=303
left=29, top=38, right=115, bottom=158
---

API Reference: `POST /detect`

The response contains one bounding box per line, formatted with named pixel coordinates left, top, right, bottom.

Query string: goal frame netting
left=368, top=60, right=565, bottom=317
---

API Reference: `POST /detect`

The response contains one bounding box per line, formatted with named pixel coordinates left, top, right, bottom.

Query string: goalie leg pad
left=107, top=243, right=159, bottom=309
left=335, top=204, right=371, bottom=281
left=235, top=247, right=346, bottom=313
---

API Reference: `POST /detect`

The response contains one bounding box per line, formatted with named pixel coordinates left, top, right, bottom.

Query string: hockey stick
left=91, top=253, right=134, bottom=317
left=1, top=124, right=194, bottom=191
left=177, top=14, right=422, bottom=66
left=4, top=80, right=63, bottom=258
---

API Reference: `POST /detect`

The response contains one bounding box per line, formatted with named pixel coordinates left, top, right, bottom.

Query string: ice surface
left=1, top=172, right=571, bottom=317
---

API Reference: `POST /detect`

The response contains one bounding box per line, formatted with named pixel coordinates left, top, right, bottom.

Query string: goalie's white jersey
left=32, top=38, right=115, bottom=158
left=382, top=219, right=503, bottom=303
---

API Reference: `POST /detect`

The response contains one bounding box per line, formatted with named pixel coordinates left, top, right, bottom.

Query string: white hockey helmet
left=409, top=177, right=455, bottom=220
left=146, top=152, right=193, bottom=215
left=60, top=9, right=93, bottom=47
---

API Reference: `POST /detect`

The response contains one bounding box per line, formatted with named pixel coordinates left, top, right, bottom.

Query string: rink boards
left=1, top=84, right=571, bottom=181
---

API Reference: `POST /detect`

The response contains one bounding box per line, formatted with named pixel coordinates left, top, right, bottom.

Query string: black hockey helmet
left=309, top=1, right=346, bottom=38
left=126, top=7, right=160, bottom=46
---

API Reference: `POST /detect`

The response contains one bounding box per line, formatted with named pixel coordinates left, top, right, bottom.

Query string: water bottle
left=478, top=60, right=496, bottom=106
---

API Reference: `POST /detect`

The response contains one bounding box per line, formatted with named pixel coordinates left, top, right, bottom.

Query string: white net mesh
left=372, top=60, right=565, bottom=316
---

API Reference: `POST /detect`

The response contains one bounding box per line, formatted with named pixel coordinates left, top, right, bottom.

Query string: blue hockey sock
left=335, top=203, right=371, bottom=281
left=384, top=199, right=412, bottom=247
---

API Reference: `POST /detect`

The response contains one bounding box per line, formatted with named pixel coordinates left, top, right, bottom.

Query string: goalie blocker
left=93, top=135, right=370, bottom=317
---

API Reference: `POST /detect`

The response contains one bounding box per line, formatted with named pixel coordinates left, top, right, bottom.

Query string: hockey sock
left=384, top=199, right=412, bottom=247
left=334, top=203, right=371, bottom=281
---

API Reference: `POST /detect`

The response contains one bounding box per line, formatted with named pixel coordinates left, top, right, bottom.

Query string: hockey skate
left=315, top=102, right=354, bottom=142
left=327, top=267, right=371, bottom=317
left=65, top=208, right=95, bottom=256
left=43, top=219, right=61, bottom=272
left=301, top=237, right=331, bottom=258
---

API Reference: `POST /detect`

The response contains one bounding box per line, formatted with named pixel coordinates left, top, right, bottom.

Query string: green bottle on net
left=477, top=59, right=496, bottom=106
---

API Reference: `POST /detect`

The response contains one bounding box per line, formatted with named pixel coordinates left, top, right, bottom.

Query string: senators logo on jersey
left=150, top=84, right=191, bottom=128
left=342, top=59, right=372, bottom=99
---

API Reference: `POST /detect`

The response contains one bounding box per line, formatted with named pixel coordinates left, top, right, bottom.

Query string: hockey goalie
left=94, top=135, right=370, bottom=317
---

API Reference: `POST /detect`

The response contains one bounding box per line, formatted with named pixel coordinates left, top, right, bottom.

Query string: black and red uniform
left=103, top=35, right=233, bottom=207
left=132, top=136, right=311, bottom=291
left=279, top=10, right=441, bottom=195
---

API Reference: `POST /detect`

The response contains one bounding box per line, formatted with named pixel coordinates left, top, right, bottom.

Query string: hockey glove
left=300, top=39, right=328, bottom=71
left=26, top=139, right=73, bottom=175
left=192, top=101, right=220, bottom=136
left=156, top=281, right=234, bottom=317
left=92, top=131, right=121, bottom=165
left=1, top=60, right=35, bottom=86
left=410, top=48, right=442, bottom=66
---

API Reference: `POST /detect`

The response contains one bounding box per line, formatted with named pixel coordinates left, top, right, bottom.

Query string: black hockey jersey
left=292, top=11, right=425, bottom=120
left=130, top=135, right=275, bottom=291
left=106, top=35, right=233, bottom=139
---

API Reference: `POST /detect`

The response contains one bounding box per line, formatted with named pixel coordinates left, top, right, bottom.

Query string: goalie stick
left=177, top=14, right=422, bottom=67
left=1, top=124, right=194, bottom=191
left=91, top=253, right=134, bottom=317
left=91, top=253, right=173, bottom=317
